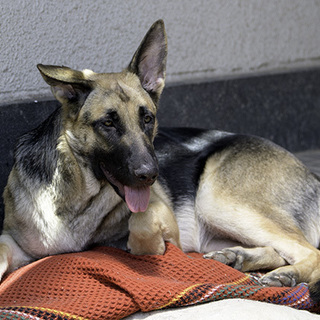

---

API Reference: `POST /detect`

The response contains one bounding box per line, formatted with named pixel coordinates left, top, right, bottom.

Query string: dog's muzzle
left=100, top=162, right=158, bottom=213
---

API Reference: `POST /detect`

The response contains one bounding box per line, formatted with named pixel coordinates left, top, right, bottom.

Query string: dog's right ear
left=37, top=64, right=92, bottom=116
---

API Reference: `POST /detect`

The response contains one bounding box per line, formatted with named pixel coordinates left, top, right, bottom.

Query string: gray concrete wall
left=1, top=0, right=320, bottom=104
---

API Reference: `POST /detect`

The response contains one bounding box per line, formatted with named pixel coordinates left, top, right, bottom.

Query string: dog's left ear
left=128, top=20, right=167, bottom=105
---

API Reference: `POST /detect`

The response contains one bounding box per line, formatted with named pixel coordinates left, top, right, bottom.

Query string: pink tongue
left=124, top=186, right=151, bottom=213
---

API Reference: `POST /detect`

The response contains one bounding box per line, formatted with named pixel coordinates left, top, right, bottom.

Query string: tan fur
left=128, top=182, right=181, bottom=255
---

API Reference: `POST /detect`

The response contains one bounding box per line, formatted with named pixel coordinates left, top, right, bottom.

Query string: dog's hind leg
left=0, top=233, right=33, bottom=280
left=196, top=149, right=320, bottom=292
left=204, top=242, right=320, bottom=289
left=258, top=240, right=320, bottom=288
left=198, top=192, right=320, bottom=288
left=204, top=246, right=287, bottom=273
left=197, top=205, right=320, bottom=289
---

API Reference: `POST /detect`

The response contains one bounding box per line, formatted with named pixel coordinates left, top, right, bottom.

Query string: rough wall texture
left=1, top=0, right=320, bottom=103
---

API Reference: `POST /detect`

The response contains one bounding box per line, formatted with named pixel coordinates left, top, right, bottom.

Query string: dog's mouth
left=100, top=163, right=150, bottom=213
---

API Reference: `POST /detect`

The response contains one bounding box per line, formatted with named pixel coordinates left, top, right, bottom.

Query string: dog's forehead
left=85, top=72, right=156, bottom=116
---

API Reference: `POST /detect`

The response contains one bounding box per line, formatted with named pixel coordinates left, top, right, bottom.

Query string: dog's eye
left=144, top=115, right=152, bottom=124
left=104, top=119, right=113, bottom=127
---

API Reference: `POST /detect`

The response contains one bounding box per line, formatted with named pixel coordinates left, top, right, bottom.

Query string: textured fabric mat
left=0, top=243, right=319, bottom=319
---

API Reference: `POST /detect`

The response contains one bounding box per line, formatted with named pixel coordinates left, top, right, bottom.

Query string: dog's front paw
left=127, top=232, right=166, bottom=255
left=0, top=259, right=9, bottom=282
left=0, top=243, right=11, bottom=281
left=127, top=201, right=178, bottom=255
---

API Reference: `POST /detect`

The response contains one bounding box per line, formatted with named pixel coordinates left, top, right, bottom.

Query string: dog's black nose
left=134, top=165, right=158, bottom=185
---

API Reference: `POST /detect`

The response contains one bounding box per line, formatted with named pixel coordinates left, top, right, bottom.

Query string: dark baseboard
left=1, top=68, right=319, bottom=222
left=159, top=68, right=320, bottom=152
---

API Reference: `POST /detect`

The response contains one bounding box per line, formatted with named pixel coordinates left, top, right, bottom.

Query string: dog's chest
left=19, top=180, right=129, bottom=257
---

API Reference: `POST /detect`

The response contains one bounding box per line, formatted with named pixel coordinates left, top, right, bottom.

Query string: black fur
left=155, top=127, right=237, bottom=207
left=14, top=108, right=62, bottom=183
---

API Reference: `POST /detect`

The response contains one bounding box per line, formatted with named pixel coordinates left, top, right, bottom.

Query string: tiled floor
left=295, top=149, right=320, bottom=176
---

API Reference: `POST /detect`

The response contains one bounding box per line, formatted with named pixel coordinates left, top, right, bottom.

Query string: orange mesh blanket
left=0, top=243, right=319, bottom=319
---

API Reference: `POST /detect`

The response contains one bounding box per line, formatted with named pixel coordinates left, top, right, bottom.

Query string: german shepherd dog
left=1, top=20, right=320, bottom=299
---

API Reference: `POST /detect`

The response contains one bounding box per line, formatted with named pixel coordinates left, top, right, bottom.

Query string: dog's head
left=37, top=20, right=167, bottom=213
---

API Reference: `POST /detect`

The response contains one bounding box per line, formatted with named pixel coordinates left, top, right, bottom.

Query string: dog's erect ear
left=37, top=64, right=92, bottom=116
left=128, top=20, right=167, bottom=105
